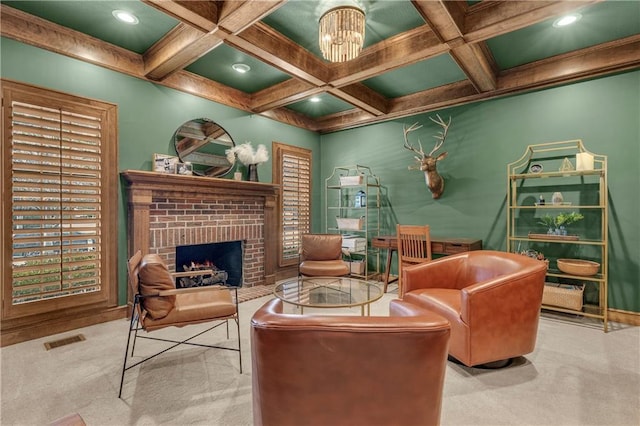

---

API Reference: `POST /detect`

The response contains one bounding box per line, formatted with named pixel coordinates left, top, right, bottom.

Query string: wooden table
left=372, top=236, right=483, bottom=291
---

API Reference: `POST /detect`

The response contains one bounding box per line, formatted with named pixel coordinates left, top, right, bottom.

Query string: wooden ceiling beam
left=499, top=35, right=640, bottom=91
left=0, top=5, right=252, bottom=113
left=216, top=0, right=286, bottom=33
left=463, top=0, right=603, bottom=43
left=143, top=23, right=225, bottom=80
left=259, top=107, right=322, bottom=132
left=142, top=0, right=218, bottom=32
left=448, top=41, right=498, bottom=92
left=2, top=2, right=637, bottom=134
left=251, top=79, right=320, bottom=113
left=162, top=71, right=253, bottom=111
left=327, top=84, right=389, bottom=116
left=412, top=0, right=497, bottom=92
left=0, top=5, right=144, bottom=75
left=317, top=81, right=478, bottom=133
left=141, top=1, right=286, bottom=80
left=329, top=25, right=448, bottom=87
left=411, top=0, right=467, bottom=42
left=324, top=34, right=640, bottom=132
left=227, top=23, right=330, bottom=86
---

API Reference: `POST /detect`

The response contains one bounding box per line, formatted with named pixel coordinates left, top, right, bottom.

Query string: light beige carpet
left=1, top=288, right=639, bottom=426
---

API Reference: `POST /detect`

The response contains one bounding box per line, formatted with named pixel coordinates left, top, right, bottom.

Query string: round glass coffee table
left=274, top=276, right=383, bottom=316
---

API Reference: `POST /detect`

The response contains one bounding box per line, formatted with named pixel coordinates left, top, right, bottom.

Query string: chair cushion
left=142, top=288, right=236, bottom=329
left=138, top=254, right=176, bottom=319
left=300, top=260, right=350, bottom=277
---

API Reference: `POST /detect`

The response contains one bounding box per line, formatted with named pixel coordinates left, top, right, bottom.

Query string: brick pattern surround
left=122, top=171, right=279, bottom=298
left=148, top=196, right=265, bottom=286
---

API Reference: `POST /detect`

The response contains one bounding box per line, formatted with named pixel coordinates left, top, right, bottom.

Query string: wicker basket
left=542, top=283, right=584, bottom=311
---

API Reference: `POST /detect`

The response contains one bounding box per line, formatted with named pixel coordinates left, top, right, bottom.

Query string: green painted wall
left=1, top=37, right=321, bottom=305
left=320, top=71, right=640, bottom=312
left=2, top=37, right=638, bottom=313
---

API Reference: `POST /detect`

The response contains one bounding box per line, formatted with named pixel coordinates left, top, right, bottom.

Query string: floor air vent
left=44, top=334, right=86, bottom=350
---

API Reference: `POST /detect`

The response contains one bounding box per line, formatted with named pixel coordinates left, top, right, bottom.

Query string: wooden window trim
left=272, top=142, right=312, bottom=268
left=1, top=79, right=118, bottom=336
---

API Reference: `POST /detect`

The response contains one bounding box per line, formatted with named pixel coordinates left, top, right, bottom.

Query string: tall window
left=272, top=143, right=311, bottom=267
left=2, top=80, right=118, bottom=322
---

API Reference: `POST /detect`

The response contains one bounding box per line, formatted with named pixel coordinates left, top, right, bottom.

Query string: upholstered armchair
left=298, top=233, right=350, bottom=277
left=119, top=251, right=241, bottom=398
left=251, top=298, right=451, bottom=426
left=393, top=250, right=547, bottom=367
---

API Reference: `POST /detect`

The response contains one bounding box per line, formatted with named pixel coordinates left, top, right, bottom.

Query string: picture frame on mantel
left=153, top=153, right=179, bottom=174
left=175, top=162, right=193, bottom=176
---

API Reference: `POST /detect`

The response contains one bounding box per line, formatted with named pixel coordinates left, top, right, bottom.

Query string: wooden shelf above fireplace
left=121, top=170, right=279, bottom=198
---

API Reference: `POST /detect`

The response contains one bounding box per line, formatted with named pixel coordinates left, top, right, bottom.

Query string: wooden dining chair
left=396, top=224, right=432, bottom=296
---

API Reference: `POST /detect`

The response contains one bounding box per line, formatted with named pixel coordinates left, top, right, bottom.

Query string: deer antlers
left=403, top=122, right=425, bottom=164
left=402, top=114, right=452, bottom=199
left=427, top=114, right=451, bottom=156
left=403, top=115, right=451, bottom=159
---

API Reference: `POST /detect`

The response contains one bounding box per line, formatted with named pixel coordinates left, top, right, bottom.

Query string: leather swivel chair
left=251, top=298, right=451, bottom=426
left=299, top=233, right=350, bottom=277
left=393, top=250, right=547, bottom=367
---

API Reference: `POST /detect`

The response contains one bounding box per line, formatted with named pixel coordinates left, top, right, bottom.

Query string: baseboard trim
left=1, top=306, right=128, bottom=347
left=608, top=309, right=640, bottom=326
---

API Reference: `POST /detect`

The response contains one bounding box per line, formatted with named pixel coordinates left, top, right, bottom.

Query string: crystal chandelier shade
left=318, top=6, right=366, bottom=63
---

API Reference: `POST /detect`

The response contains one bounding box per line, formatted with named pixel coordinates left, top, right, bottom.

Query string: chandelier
left=318, top=6, right=365, bottom=63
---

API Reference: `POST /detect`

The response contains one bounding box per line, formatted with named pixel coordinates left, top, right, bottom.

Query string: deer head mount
left=403, top=114, right=451, bottom=199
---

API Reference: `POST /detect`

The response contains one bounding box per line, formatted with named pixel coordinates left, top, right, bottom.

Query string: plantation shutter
left=273, top=143, right=311, bottom=267
left=10, top=101, right=103, bottom=305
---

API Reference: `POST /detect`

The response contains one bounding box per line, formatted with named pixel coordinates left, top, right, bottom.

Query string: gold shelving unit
left=507, top=140, right=608, bottom=331
left=325, top=165, right=380, bottom=279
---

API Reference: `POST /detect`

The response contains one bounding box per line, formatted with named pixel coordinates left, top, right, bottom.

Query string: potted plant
left=538, top=212, right=584, bottom=235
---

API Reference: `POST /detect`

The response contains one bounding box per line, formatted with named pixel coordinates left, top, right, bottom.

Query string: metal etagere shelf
left=325, top=165, right=380, bottom=279
left=507, top=140, right=608, bottom=331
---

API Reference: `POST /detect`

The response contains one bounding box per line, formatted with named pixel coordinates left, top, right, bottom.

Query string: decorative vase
left=247, top=164, right=259, bottom=182
left=552, top=192, right=564, bottom=205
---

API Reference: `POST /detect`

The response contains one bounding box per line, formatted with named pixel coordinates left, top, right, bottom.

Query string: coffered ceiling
left=2, top=1, right=639, bottom=133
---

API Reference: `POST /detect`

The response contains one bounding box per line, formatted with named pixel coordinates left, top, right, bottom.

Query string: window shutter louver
left=10, top=101, right=102, bottom=305
left=274, top=144, right=312, bottom=267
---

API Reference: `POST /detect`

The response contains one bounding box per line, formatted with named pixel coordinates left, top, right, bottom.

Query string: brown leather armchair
left=251, top=298, right=451, bottom=426
left=393, top=250, right=547, bottom=367
left=119, top=251, right=241, bottom=398
left=299, top=233, right=350, bottom=277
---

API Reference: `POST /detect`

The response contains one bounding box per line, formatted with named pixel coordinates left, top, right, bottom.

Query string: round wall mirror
left=173, top=118, right=235, bottom=177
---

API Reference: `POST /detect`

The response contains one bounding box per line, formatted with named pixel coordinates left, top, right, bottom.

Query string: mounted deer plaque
left=402, top=114, right=451, bottom=199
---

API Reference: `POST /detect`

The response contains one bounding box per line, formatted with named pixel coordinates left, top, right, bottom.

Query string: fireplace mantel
left=121, top=170, right=279, bottom=199
left=122, top=170, right=279, bottom=288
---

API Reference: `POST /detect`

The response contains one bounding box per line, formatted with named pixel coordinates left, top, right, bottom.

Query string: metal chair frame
left=118, top=251, right=242, bottom=398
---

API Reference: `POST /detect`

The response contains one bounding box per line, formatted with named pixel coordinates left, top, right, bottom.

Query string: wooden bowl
left=557, top=258, right=600, bottom=276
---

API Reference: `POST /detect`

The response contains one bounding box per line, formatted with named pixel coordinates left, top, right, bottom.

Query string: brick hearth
left=122, top=170, right=279, bottom=295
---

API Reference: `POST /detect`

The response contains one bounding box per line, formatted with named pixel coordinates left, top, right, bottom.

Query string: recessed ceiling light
left=232, top=63, right=250, bottom=74
left=309, top=97, right=321, bottom=103
left=553, top=13, right=581, bottom=28
left=112, top=10, right=139, bottom=25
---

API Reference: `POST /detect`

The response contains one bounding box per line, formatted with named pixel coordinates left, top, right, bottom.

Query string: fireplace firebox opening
left=175, top=240, right=244, bottom=288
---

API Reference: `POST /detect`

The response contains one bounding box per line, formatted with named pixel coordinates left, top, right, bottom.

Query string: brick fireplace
left=122, top=170, right=279, bottom=296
